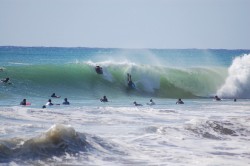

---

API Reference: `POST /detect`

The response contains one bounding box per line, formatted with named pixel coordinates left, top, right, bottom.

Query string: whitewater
left=0, top=47, right=250, bottom=165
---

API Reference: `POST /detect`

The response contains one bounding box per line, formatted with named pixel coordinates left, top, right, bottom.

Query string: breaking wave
left=0, top=124, right=125, bottom=164
left=0, top=124, right=90, bottom=162
left=0, top=61, right=227, bottom=98
left=217, top=54, right=250, bottom=98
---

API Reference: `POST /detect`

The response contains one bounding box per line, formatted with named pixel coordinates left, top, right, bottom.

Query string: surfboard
left=128, top=82, right=136, bottom=89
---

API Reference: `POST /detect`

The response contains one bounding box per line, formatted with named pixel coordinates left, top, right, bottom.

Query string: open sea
left=0, top=47, right=250, bottom=165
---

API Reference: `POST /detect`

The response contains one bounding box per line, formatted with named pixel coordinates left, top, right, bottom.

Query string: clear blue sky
left=0, top=0, right=249, bottom=49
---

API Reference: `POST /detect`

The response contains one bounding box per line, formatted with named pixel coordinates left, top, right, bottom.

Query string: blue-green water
left=1, top=47, right=249, bottom=106
left=0, top=47, right=250, bottom=165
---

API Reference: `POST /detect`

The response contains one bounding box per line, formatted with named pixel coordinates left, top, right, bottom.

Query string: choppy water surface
left=0, top=99, right=250, bottom=165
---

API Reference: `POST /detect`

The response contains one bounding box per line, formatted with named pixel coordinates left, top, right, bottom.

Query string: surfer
left=51, top=93, right=61, bottom=98
left=147, top=99, right=155, bottom=106
left=20, top=99, right=27, bottom=106
left=127, top=73, right=135, bottom=88
left=1, top=77, right=10, bottom=83
left=20, top=99, right=31, bottom=106
left=100, top=95, right=108, bottom=102
left=133, top=101, right=143, bottom=106
left=46, top=99, right=60, bottom=106
left=214, top=95, right=221, bottom=101
left=95, top=66, right=103, bottom=74
left=234, top=98, right=237, bottom=102
left=46, top=99, right=54, bottom=106
left=176, top=98, right=184, bottom=104
left=62, top=98, right=70, bottom=105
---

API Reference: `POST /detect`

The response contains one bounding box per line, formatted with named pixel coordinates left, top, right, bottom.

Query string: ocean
left=0, top=47, right=250, bottom=165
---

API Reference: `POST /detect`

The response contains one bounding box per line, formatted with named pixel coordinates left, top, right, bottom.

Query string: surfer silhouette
left=214, top=95, right=221, bottom=101
left=46, top=99, right=60, bottom=106
left=62, top=98, right=70, bottom=105
left=133, top=101, right=143, bottom=106
left=46, top=99, right=54, bottom=106
left=51, top=93, right=60, bottom=98
left=176, top=98, right=184, bottom=104
left=147, top=99, right=155, bottom=106
left=20, top=99, right=31, bottom=106
left=127, top=73, right=135, bottom=89
left=95, top=66, right=103, bottom=74
left=20, top=99, right=27, bottom=106
left=100, top=95, right=108, bottom=102
left=1, top=77, right=10, bottom=83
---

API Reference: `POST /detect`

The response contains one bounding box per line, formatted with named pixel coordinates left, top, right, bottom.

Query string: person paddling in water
left=1, top=77, right=10, bottom=83
left=44, top=99, right=60, bottom=107
left=46, top=99, right=54, bottom=106
left=20, top=99, right=31, bottom=106
left=62, top=98, right=70, bottom=105
left=133, top=101, right=143, bottom=106
left=147, top=99, right=155, bottom=106
left=214, top=95, right=221, bottom=101
left=20, top=99, right=27, bottom=105
left=176, top=98, right=184, bottom=104
left=100, top=95, right=108, bottom=102
left=51, top=93, right=60, bottom=98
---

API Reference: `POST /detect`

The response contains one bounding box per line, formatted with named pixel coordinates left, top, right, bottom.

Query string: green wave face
left=0, top=62, right=227, bottom=99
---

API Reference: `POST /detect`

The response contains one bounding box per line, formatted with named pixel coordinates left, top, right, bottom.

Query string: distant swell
left=217, top=54, right=250, bottom=98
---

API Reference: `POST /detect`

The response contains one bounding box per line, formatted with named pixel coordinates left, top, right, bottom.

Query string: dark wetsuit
left=63, top=101, right=70, bottom=105
left=100, top=96, right=108, bottom=102
left=20, top=100, right=26, bottom=105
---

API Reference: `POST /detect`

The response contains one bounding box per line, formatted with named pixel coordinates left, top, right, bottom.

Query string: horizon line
left=0, top=45, right=249, bottom=51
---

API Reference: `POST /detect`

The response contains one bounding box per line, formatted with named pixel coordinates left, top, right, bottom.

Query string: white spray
left=217, top=54, right=250, bottom=98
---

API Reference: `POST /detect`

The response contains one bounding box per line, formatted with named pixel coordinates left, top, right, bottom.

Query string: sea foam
left=217, top=54, right=250, bottom=98
left=0, top=124, right=89, bottom=162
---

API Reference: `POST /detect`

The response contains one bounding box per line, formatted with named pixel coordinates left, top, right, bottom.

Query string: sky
left=0, top=0, right=250, bottom=49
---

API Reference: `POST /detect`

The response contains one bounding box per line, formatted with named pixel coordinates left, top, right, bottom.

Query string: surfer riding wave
left=127, top=73, right=135, bottom=89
